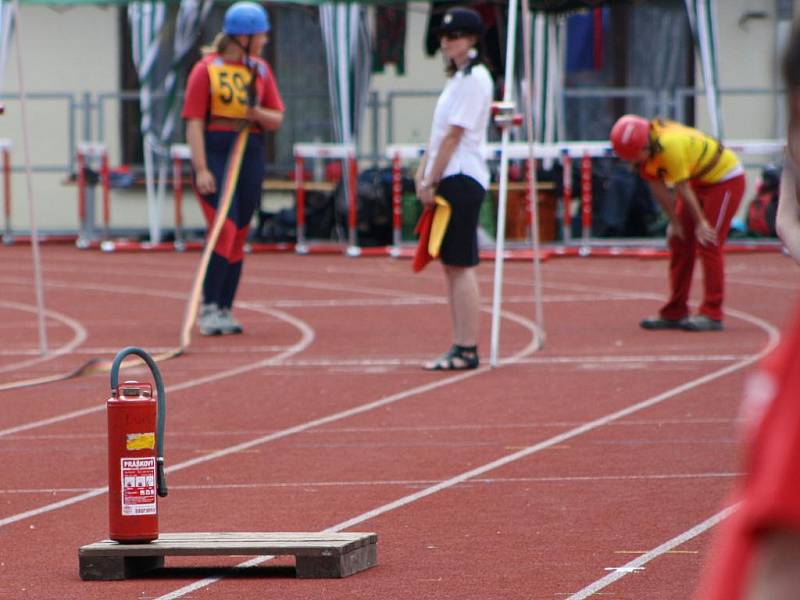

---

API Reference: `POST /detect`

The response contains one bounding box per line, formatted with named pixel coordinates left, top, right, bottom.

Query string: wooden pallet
left=79, top=532, right=378, bottom=580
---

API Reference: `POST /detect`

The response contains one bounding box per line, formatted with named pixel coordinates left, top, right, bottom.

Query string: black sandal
left=423, top=345, right=479, bottom=371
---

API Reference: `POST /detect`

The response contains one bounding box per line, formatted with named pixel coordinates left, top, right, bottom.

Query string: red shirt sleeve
left=693, top=304, right=800, bottom=600
left=740, top=311, right=800, bottom=534
left=182, top=59, right=211, bottom=121
left=257, top=60, right=284, bottom=113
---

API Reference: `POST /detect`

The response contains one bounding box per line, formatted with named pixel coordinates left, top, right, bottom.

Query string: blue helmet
left=224, top=2, right=270, bottom=35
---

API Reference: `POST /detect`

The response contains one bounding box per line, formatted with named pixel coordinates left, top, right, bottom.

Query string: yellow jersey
left=639, top=120, right=740, bottom=185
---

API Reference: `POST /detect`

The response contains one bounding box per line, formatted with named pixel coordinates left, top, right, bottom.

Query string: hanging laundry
left=566, top=8, right=606, bottom=72
left=372, top=5, right=407, bottom=75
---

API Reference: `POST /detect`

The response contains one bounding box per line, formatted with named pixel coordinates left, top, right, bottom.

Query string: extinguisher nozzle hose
left=157, top=457, right=168, bottom=497
left=111, top=346, right=168, bottom=497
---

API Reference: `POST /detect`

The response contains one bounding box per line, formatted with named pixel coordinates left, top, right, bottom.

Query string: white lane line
left=236, top=293, right=634, bottom=309
left=0, top=276, right=187, bottom=302
left=240, top=353, right=745, bottom=368
left=0, top=417, right=739, bottom=441
left=565, top=506, right=738, bottom=600
left=152, top=308, right=779, bottom=600
left=0, top=352, right=751, bottom=371
left=0, top=345, right=293, bottom=356
left=0, top=308, right=541, bottom=529
left=0, top=308, right=314, bottom=440
left=604, top=566, right=645, bottom=573
left=0, top=473, right=742, bottom=496
left=550, top=264, right=800, bottom=293
left=308, top=417, right=739, bottom=432
left=1, top=262, right=779, bottom=596
left=0, top=301, right=87, bottom=375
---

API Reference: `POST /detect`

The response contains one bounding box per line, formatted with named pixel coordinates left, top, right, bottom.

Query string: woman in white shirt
left=415, top=7, right=493, bottom=370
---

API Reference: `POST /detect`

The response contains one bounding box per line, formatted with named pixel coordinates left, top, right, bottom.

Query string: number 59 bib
left=208, top=63, right=252, bottom=119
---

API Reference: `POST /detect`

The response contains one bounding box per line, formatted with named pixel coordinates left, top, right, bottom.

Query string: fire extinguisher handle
left=110, top=346, right=168, bottom=497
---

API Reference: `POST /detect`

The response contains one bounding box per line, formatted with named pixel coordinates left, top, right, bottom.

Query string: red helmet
left=610, top=115, right=651, bottom=161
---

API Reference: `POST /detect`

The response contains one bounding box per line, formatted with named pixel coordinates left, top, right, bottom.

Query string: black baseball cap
left=437, top=7, right=485, bottom=37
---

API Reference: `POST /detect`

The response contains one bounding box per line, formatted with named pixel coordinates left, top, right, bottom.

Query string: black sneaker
left=681, top=315, right=723, bottom=332
left=639, top=316, right=689, bottom=330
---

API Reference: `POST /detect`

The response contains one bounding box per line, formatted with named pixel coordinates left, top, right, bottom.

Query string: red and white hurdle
left=292, top=143, right=358, bottom=256
left=68, top=137, right=785, bottom=256
left=73, top=143, right=194, bottom=251
left=386, top=141, right=607, bottom=252
left=560, top=150, right=573, bottom=244
left=384, top=139, right=785, bottom=256
left=75, top=142, right=110, bottom=249
left=170, top=143, right=191, bottom=251
left=385, top=144, right=426, bottom=257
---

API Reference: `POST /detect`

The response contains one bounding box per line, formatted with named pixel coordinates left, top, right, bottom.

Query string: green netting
left=479, top=191, right=496, bottom=239
left=402, top=192, right=422, bottom=241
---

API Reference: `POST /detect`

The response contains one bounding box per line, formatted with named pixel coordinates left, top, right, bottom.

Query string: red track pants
left=660, top=174, right=745, bottom=322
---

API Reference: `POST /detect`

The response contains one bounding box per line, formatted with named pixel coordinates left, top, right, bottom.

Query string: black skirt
left=435, top=174, right=486, bottom=267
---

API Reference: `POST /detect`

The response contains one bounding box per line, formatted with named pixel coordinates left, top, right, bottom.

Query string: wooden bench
left=79, top=531, right=377, bottom=580
left=263, top=179, right=337, bottom=193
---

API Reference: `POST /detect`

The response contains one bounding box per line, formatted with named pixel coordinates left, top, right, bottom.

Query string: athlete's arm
left=246, top=63, right=284, bottom=131
left=246, top=106, right=283, bottom=131
left=745, top=530, right=800, bottom=599
left=415, top=153, right=429, bottom=194
left=418, top=125, right=464, bottom=208
left=646, top=179, right=684, bottom=239
left=646, top=178, right=676, bottom=216
left=674, top=179, right=717, bottom=245
left=776, top=167, right=800, bottom=264
left=186, top=119, right=216, bottom=196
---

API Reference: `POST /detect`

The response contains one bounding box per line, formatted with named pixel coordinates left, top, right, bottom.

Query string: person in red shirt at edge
left=610, top=115, right=746, bottom=332
left=181, top=1, right=284, bottom=336
left=693, top=21, right=800, bottom=600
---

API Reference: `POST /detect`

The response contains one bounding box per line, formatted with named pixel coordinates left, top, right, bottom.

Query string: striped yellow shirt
left=639, top=120, right=740, bottom=185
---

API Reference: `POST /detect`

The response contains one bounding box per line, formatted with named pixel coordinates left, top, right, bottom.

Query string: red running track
left=0, top=245, right=798, bottom=599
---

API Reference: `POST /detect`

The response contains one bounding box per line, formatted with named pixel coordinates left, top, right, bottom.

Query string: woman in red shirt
left=181, top=1, right=284, bottom=336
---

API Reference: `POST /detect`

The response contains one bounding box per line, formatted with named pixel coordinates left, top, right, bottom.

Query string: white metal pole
left=339, top=6, right=359, bottom=256
left=489, top=0, right=520, bottom=367
left=144, top=134, right=161, bottom=244
left=12, top=0, right=47, bottom=354
left=156, top=146, right=168, bottom=245
left=696, top=0, right=721, bottom=138
left=521, top=1, right=544, bottom=342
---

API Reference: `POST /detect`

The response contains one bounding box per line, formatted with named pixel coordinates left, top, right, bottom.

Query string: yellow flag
left=428, top=195, right=451, bottom=258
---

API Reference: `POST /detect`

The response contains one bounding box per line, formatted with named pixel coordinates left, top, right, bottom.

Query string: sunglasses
left=440, top=31, right=470, bottom=41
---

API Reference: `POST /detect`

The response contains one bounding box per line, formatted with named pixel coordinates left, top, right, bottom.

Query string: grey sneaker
left=681, top=315, right=723, bottom=332
left=217, top=308, right=243, bottom=335
left=640, top=316, right=689, bottom=330
left=198, top=303, right=223, bottom=336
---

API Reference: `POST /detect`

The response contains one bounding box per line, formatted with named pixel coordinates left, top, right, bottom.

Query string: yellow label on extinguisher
left=126, top=432, right=155, bottom=451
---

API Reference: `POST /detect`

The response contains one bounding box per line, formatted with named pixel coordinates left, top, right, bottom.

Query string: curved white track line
left=0, top=260, right=784, bottom=598
left=0, top=308, right=314, bottom=440
left=0, top=307, right=541, bottom=532
left=561, top=322, right=779, bottom=600
left=152, top=308, right=779, bottom=600
left=0, top=301, right=87, bottom=375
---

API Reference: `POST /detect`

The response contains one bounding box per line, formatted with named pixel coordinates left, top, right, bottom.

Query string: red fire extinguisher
left=107, top=347, right=168, bottom=543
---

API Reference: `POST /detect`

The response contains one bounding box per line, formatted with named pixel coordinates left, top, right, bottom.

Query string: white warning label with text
left=120, top=457, right=157, bottom=515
